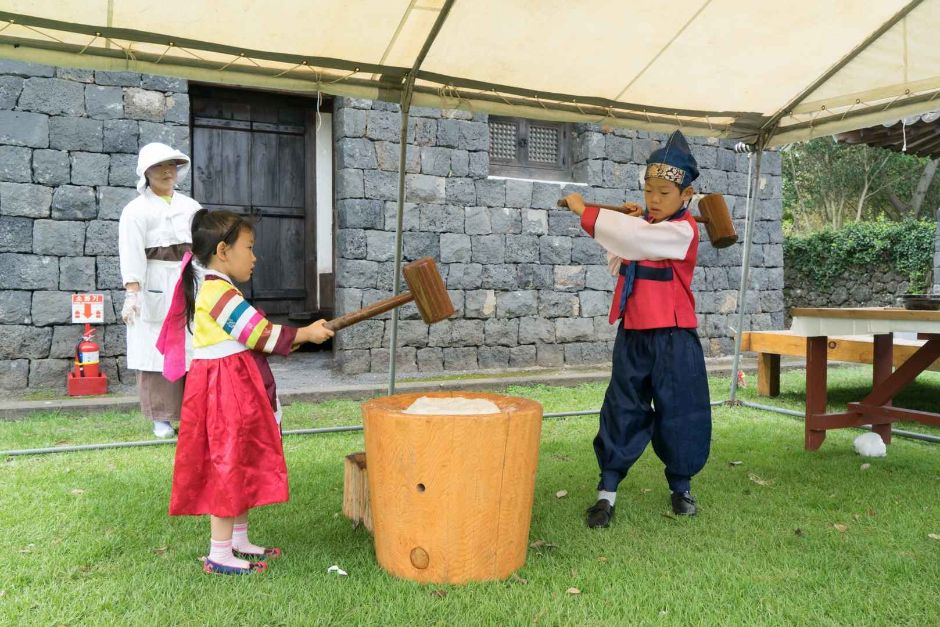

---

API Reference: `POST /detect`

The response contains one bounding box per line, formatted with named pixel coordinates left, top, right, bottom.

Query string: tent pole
left=388, top=79, right=414, bottom=396
left=728, top=142, right=765, bottom=402
left=386, top=0, right=455, bottom=396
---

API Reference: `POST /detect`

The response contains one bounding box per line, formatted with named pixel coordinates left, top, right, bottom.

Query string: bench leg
left=757, top=353, right=780, bottom=397
left=805, top=336, right=828, bottom=451
left=871, top=333, right=894, bottom=445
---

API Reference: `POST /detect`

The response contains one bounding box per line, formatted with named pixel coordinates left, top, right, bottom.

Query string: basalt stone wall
left=0, top=60, right=190, bottom=391
left=331, top=96, right=784, bottom=374
left=784, top=266, right=914, bottom=326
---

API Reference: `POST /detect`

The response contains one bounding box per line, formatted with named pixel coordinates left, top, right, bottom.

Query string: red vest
left=607, top=211, right=699, bottom=330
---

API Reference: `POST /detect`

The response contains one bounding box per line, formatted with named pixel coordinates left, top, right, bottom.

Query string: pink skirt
left=169, top=351, right=288, bottom=517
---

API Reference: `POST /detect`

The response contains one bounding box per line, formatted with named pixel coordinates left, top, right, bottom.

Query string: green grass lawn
left=2, top=369, right=939, bottom=625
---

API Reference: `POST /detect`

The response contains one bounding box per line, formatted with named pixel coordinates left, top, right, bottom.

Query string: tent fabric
left=1, top=1, right=939, bottom=147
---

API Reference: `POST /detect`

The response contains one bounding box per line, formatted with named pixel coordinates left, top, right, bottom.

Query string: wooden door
left=190, top=87, right=319, bottom=319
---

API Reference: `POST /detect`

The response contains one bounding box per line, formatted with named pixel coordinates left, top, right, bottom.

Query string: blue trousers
left=595, top=326, right=712, bottom=493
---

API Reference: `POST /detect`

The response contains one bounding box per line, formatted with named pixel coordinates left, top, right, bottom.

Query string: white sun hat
left=136, top=142, right=191, bottom=194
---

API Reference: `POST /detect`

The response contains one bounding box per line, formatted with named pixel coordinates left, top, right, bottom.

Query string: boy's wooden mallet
left=324, top=257, right=454, bottom=331
left=557, top=193, right=738, bottom=248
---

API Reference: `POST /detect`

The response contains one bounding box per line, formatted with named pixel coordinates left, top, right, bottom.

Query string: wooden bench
left=740, top=330, right=940, bottom=397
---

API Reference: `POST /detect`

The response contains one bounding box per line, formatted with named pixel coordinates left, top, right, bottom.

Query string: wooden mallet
left=557, top=193, right=738, bottom=248
left=324, top=257, right=454, bottom=331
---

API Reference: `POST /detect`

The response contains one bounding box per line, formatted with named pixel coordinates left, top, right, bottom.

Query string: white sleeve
left=606, top=252, right=622, bottom=276
left=118, top=206, right=148, bottom=286
left=593, top=210, right=695, bottom=261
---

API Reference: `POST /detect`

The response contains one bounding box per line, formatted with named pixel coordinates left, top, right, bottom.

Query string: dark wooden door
left=190, top=87, right=318, bottom=319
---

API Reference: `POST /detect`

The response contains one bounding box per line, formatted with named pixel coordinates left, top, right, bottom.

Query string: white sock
left=598, top=490, right=617, bottom=506
left=232, top=522, right=266, bottom=555
left=208, top=538, right=248, bottom=568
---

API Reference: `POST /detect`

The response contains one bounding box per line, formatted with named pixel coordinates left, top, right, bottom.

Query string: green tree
left=782, top=138, right=940, bottom=233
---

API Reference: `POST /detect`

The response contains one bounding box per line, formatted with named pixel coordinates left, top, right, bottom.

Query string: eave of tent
left=836, top=111, right=940, bottom=159
left=1, top=1, right=939, bottom=147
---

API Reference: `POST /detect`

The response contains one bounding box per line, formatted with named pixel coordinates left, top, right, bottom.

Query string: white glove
left=122, top=290, right=141, bottom=325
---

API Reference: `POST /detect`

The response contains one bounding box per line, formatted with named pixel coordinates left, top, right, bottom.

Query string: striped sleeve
left=208, top=287, right=298, bottom=355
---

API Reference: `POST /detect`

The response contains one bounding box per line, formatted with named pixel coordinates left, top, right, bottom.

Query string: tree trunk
left=855, top=178, right=870, bottom=221
left=911, top=158, right=939, bottom=218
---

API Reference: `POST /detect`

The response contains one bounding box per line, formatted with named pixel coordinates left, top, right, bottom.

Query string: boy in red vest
left=561, top=130, right=711, bottom=527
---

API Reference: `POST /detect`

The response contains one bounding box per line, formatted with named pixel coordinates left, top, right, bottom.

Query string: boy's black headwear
left=645, top=130, right=699, bottom=188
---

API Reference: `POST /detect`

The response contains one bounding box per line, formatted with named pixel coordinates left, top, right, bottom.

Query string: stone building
left=0, top=59, right=786, bottom=390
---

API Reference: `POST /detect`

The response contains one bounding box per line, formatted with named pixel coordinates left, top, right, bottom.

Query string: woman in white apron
left=119, top=143, right=201, bottom=438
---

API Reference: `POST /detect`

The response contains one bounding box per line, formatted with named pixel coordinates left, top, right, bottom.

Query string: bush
left=784, top=220, right=935, bottom=293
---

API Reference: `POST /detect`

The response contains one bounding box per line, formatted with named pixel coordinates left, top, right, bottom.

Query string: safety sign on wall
left=71, top=293, right=105, bottom=324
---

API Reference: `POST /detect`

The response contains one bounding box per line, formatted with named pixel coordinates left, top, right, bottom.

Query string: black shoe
left=670, top=491, right=697, bottom=516
left=585, top=499, right=615, bottom=528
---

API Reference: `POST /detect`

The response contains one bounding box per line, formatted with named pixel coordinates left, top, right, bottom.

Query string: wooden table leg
left=871, top=333, right=894, bottom=445
left=805, top=336, right=828, bottom=450
left=758, top=352, right=780, bottom=397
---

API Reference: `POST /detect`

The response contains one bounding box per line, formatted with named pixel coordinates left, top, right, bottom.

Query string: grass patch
left=2, top=370, right=939, bottom=624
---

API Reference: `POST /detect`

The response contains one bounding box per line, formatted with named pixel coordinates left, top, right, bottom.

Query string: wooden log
left=342, top=452, right=373, bottom=533
left=361, top=391, right=543, bottom=584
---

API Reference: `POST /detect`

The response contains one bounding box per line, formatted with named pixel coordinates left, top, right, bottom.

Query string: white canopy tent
left=3, top=0, right=939, bottom=395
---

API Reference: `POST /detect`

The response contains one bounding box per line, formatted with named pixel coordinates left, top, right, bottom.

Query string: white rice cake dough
left=403, top=396, right=501, bottom=415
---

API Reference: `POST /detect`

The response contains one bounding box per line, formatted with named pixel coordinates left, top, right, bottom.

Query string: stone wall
left=331, top=97, right=785, bottom=374
left=0, top=60, right=190, bottom=390
left=784, top=265, right=913, bottom=325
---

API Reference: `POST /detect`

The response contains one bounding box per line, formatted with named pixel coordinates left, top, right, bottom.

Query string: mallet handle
left=556, top=198, right=709, bottom=223
left=325, top=292, right=414, bottom=332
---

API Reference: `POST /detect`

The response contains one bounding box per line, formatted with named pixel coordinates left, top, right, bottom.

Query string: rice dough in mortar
left=403, top=396, right=501, bottom=415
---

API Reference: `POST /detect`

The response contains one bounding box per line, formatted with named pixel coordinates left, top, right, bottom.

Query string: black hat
left=645, top=130, right=699, bottom=188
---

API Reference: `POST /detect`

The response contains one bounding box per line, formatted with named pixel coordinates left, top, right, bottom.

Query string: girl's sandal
left=233, top=547, right=282, bottom=561
left=202, top=557, right=268, bottom=575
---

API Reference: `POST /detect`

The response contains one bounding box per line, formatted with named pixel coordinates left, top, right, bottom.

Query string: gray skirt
left=137, top=371, right=185, bottom=422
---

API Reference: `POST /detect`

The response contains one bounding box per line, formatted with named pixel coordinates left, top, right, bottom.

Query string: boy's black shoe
left=671, top=491, right=697, bottom=516
left=585, top=499, right=614, bottom=528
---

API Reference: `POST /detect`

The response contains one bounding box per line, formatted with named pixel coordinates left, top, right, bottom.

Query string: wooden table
left=789, top=307, right=940, bottom=450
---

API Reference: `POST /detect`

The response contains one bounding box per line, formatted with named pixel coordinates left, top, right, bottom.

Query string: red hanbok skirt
left=169, top=350, right=288, bottom=517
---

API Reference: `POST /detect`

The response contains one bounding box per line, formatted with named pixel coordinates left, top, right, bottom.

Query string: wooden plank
left=757, top=353, right=780, bottom=397
left=741, top=331, right=940, bottom=371
left=191, top=126, right=223, bottom=205
left=847, top=403, right=940, bottom=427
left=250, top=131, right=278, bottom=207
left=220, top=129, right=251, bottom=206
left=791, top=307, right=940, bottom=322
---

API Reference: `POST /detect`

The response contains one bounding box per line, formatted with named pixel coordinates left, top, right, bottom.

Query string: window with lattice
left=488, top=116, right=572, bottom=181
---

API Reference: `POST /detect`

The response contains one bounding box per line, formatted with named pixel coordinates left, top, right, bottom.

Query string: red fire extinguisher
left=74, top=324, right=100, bottom=378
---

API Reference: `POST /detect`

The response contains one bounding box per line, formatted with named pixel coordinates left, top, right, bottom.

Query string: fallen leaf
left=928, top=533, right=940, bottom=541
left=860, top=463, right=871, bottom=470
left=555, top=490, right=568, bottom=499
left=833, top=523, right=849, bottom=533
left=152, top=546, right=168, bottom=556
left=728, top=461, right=743, bottom=466
left=566, top=587, right=581, bottom=595
left=430, top=589, right=447, bottom=598
left=640, top=488, right=652, bottom=494
left=511, top=573, right=528, bottom=585
left=529, top=539, right=557, bottom=550
left=327, top=565, right=348, bottom=576
left=70, top=488, right=85, bottom=495
left=18, top=543, right=35, bottom=554
left=748, top=473, right=772, bottom=486
left=596, top=556, right=607, bottom=562
left=659, top=609, right=668, bottom=616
